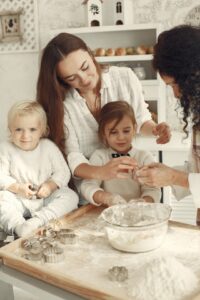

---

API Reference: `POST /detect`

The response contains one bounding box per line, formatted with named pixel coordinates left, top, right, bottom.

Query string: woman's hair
left=8, top=100, right=49, bottom=137
left=37, top=32, right=102, bottom=157
left=98, top=101, right=136, bottom=143
left=153, top=24, right=200, bottom=134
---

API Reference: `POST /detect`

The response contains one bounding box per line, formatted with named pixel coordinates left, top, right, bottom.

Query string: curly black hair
left=153, top=25, right=200, bottom=135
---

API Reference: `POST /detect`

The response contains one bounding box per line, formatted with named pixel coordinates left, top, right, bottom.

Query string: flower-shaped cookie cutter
left=108, top=266, right=128, bottom=282
left=43, top=245, right=64, bottom=263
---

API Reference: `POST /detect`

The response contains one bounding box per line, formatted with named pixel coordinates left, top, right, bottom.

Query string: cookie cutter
left=59, top=233, right=77, bottom=245
left=42, top=226, right=58, bottom=238
left=29, top=184, right=40, bottom=200
left=108, top=266, right=128, bottom=282
left=29, top=184, right=39, bottom=192
left=22, top=252, right=43, bottom=261
left=43, top=245, right=64, bottom=263
left=21, top=237, right=40, bottom=251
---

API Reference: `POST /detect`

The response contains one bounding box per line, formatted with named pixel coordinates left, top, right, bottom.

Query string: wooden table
left=0, top=204, right=200, bottom=300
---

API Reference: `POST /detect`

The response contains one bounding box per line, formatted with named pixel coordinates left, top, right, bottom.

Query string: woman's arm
left=140, top=120, right=171, bottom=144
left=74, top=156, right=138, bottom=180
left=126, top=69, right=171, bottom=144
left=138, top=151, right=161, bottom=202
left=136, top=162, right=189, bottom=188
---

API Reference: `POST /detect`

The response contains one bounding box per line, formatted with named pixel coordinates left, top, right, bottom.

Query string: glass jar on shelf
left=133, top=64, right=146, bottom=80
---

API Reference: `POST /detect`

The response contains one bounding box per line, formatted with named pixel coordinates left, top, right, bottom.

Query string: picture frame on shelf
left=0, top=9, right=23, bottom=43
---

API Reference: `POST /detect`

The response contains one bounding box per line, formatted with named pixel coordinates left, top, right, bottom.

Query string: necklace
left=86, top=94, right=101, bottom=119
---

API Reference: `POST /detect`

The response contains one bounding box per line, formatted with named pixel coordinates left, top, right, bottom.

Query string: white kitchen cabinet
left=50, top=23, right=166, bottom=123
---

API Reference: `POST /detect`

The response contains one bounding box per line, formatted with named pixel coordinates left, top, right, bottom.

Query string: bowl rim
left=101, top=203, right=172, bottom=228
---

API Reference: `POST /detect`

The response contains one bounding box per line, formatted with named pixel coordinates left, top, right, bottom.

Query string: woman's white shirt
left=64, top=66, right=152, bottom=176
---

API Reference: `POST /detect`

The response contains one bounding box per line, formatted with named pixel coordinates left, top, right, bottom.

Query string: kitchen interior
left=0, top=0, right=200, bottom=299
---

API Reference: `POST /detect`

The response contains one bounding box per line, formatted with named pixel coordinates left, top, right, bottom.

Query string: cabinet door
left=163, top=151, right=196, bottom=225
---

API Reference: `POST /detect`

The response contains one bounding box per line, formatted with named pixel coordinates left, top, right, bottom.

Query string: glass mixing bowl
left=100, top=203, right=172, bottom=253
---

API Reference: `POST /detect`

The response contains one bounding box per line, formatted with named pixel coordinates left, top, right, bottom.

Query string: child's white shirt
left=80, top=147, right=161, bottom=204
left=0, top=138, right=70, bottom=190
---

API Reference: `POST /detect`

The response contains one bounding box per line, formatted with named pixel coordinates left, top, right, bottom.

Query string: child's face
left=103, top=115, right=135, bottom=153
left=9, top=114, right=44, bottom=151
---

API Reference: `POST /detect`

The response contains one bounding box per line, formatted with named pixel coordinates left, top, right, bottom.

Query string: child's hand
left=129, top=198, right=145, bottom=204
left=37, top=180, right=57, bottom=198
left=103, top=194, right=127, bottom=207
left=17, top=183, right=37, bottom=198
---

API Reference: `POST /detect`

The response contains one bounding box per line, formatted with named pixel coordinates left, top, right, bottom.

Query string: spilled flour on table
left=129, top=255, right=199, bottom=300
left=13, top=211, right=200, bottom=300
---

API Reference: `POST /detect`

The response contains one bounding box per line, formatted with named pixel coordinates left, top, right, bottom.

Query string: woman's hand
left=135, top=163, right=174, bottom=187
left=152, top=122, right=171, bottom=144
left=99, top=156, right=138, bottom=180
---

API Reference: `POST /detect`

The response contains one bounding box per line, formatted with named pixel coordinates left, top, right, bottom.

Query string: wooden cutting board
left=0, top=204, right=200, bottom=300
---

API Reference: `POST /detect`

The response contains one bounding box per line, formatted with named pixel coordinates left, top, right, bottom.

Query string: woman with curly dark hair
left=136, top=24, right=200, bottom=211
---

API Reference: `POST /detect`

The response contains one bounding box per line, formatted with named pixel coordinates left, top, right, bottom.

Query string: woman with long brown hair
left=37, top=32, right=170, bottom=199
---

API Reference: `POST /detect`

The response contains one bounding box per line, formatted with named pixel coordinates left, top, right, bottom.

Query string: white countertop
left=134, top=131, right=191, bottom=152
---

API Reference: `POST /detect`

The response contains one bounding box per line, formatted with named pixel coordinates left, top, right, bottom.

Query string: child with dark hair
left=81, top=101, right=161, bottom=206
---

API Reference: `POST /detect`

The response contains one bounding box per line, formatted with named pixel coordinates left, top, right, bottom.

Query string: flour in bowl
left=130, top=255, right=199, bottom=300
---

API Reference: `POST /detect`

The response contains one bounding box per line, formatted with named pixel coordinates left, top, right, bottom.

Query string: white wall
left=0, top=0, right=200, bottom=140
left=0, top=53, right=39, bottom=141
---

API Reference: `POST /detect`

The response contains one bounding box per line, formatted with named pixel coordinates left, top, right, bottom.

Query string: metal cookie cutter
left=22, top=252, right=43, bottom=261
left=29, top=184, right=40, bottom=200
left=29, top=184, right=39, bottom=192
left=21, top=237, right=40, bottom=251
left=43, top=245, right=64, bottom=263
left=108, top=266, right=128, bottom=282
left=60, top=233, right=77, bottom=245
left=42, top=226, right=58, bottom=239
left=21, top=237, right=43, bottom=261
left=57, top=229, right=77, bottom=244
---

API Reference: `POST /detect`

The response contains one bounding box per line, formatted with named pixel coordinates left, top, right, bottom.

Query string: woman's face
left=161, top=74, right=181, bottom=99
left=57, top=49, right=99, bottom=94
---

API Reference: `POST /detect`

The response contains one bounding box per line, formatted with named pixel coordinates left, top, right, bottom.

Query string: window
left=116, top=2, right=122, bottom=13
